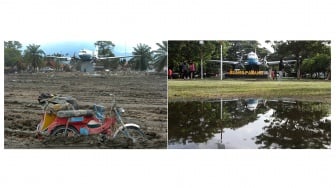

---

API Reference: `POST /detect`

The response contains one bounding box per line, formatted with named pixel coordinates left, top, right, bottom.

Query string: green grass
left=168, top=79, right=331, bottom=103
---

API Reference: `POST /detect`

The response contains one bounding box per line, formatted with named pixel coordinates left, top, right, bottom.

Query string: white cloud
left=258, top=41, right=275, bottom=53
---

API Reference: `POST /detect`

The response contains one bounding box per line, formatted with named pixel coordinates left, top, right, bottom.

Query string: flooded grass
left=168, top=79, right=331, bottom=103
left=168, top=99, right=331, bottom=149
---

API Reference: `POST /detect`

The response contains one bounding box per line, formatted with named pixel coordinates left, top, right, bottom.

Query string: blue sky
left=19, top=40, right=163, bottom=57
left=18, top=40, right=272, bottom=57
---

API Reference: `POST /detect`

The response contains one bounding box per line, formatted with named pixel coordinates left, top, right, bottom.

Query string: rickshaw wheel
left=116, top=127, right=146, bottom=143
left=51, top=126, right=79, bottom=137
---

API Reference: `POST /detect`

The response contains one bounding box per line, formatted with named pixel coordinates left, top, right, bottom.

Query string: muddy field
left=4, top=71, right=167, bottom=149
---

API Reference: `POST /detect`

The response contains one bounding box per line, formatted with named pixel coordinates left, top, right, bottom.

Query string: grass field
left=168, top=79, right=331, bottom=103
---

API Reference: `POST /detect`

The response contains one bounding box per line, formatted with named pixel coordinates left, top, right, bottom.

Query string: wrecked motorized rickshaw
left=36, top=93, right=145, bottom=143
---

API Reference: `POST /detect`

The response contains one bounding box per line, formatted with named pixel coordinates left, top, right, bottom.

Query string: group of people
left=271, top=60, right=285, bottom=80
left=168, top=61, right=196, bottom=79
left=271, top=70, right=278, bottom=80
left=271, top=70, right=285, bottom=80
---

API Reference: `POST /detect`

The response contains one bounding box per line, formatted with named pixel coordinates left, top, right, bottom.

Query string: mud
left=4, top=71, right=167, bottom=149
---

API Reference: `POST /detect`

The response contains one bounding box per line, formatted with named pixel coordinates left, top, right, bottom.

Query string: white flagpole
left=220, top=44, right=223, bottom=80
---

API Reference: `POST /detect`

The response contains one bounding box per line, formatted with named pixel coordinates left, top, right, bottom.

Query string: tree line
left=4, top=41, right=167, bottom=73
left=168, top=40, right=331, bottom=79
left=269, top=40, right=331, bottom=79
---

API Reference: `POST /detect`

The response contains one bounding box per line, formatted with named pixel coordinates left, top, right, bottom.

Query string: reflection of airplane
left=246, top=99, right=259, bottom=111
left=78, top=46, right=138, bottom=62
left=245, top=98, right=268, bottom=111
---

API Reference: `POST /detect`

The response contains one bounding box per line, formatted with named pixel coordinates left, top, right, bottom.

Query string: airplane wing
left=207, top=60, right=241, bottom=65
left=266, top=59, right=296, bottom=66
left=97, top=55, right=140, bottom=60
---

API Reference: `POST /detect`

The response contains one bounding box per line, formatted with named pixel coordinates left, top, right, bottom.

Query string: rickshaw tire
left=116, top=126, right=146, bottom=143
left=51, top=125, right=79, bottom=136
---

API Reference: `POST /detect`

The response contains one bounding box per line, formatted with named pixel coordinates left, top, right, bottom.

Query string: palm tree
left=24, top=44, right=45, bottom=72
left=153, top=41, right=167, bottom=72
left=129, top=43, right=153, bottom=71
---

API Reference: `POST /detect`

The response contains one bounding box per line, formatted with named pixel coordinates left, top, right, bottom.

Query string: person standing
left=182, top=62, right=188, bottom=79
left=279, top=58, right=284, bottom=80
left=189, top=61, right=196, bottom=79
left=168, top=68, right=173, bottom=79
left=179, top=62, right=183, bottom=79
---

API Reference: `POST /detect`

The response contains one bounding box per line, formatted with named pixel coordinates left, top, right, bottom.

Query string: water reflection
left=168, top=99, right=330, bottom=149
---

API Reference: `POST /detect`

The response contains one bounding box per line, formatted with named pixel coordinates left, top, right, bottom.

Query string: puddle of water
left=168, top=99, right=330, bottom=149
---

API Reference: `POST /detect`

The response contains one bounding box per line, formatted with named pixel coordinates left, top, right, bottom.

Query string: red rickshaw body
left=39, top=110, right=117, bottom=136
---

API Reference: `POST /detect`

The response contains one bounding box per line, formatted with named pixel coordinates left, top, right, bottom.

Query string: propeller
left=238, top=56, right=245, bottom=69
left=236, top=50, right=246, bottom=69
left=261, top=55, right=269, bottom=68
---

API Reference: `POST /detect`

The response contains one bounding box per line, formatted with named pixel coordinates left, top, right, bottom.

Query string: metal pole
left=220, top=44, right=223, bottom=80
left=201, top=58, right=203, bottom=79
left=200, top=40, right=204, bottom=79
left=220, top=98, right=223, bottom=120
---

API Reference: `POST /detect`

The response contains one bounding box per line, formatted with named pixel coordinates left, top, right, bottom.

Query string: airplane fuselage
left=78, top=49, right=93, bottom=61
left=246, top=52, right=261, bottom=65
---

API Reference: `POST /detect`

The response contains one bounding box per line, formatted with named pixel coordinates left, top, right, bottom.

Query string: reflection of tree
left=255, top=101, right=330, bottom=149
left=168, top=101, right=219, bottom=145
left=168, top=100, right=268, bottom=145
